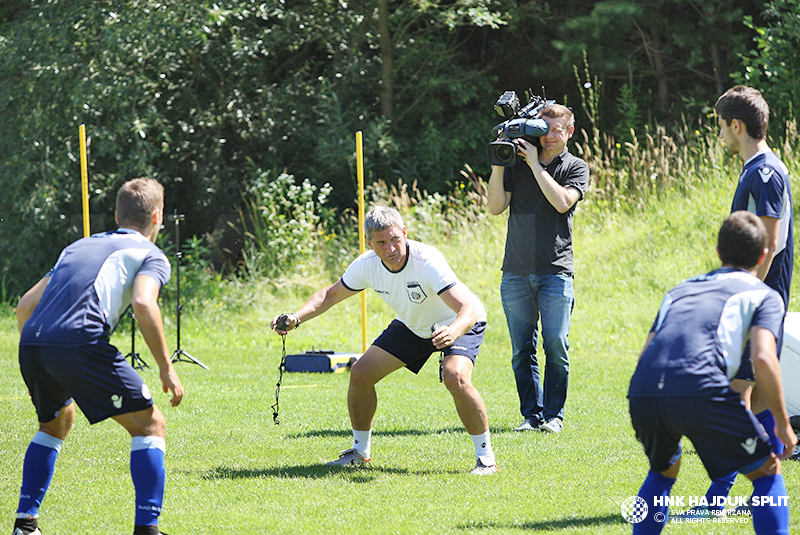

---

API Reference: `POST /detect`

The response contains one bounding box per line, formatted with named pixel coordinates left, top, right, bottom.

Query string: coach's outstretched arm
left=132, top=273, right=184, bottom=407
left=749, top=325, right=798, bottom=458
left=271, top=279, right=359, bottom=335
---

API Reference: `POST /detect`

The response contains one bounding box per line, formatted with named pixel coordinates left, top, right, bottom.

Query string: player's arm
left=271, top=279, right=359, bottom=334
left=432, top=285, right=479, bottom=350
left=16, top=276, right=50, bottom=332
left=132, top=273, right=184, bottom=407
left=755, top=216, right=780, bottom=281
left=637, top=332, right=656, bottom=362
left=749, top=325, right=798, bottom=458
left=487, top=165, right=512, bottom=215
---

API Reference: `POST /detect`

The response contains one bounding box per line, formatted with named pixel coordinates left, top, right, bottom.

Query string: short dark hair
left=717, top=211, right=767, bottom=269
left=116, top=178, right=164, bottom=230
left=714, top=85, right=769, bottom=140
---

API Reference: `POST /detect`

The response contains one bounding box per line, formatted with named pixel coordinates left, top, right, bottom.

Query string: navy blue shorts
left=629, top=393, right=772, bottom=480
left=372, top=319, right=486, bottom=374
left=19, top=343, right=154, bottom=425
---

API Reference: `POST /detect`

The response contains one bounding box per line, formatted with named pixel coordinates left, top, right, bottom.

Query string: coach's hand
left=161, top=367, right=184, bottom=407
left=271, top=312, right=300, bottom=335
left=431, top=324, right=457, bottom=350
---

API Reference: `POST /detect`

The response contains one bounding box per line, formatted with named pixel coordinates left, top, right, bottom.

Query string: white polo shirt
left=341, top=239, right=486, bottom=338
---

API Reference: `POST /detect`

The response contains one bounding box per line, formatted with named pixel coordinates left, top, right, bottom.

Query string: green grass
left=1, top=169, right=799, bottom=534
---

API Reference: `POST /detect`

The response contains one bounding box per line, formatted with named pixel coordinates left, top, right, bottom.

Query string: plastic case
left=284, top=350, right=360, bottom=373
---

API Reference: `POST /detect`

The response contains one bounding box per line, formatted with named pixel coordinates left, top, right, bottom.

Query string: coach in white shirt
left=271, top=206, right=496, bottom=475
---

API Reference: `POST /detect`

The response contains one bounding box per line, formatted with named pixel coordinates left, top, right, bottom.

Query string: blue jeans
left=500, top=272, right=574, bottom=423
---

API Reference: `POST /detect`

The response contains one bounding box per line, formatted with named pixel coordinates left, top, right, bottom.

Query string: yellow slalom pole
left=356, top=131, right=367, bottom=354
left=79, top=124, right=90, bottom=237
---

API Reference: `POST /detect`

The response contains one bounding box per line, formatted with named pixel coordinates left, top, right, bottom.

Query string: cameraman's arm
left=487, top=165, right=511, bottom=215
left=528, top=160, right=581, bottom=213
left=271, top=279, right=358, bottom=332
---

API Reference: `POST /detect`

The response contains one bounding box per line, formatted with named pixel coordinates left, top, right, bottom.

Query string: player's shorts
left=733, top=321, right=784, bottom=381
left=373, top=319, right=486, bottom=374
left=19, top=343, right=154, bottom=425
left=629, top=392, right=772, bottom=480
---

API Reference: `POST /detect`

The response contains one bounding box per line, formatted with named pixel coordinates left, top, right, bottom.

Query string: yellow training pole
left=356, top=131, right=367, bottom=353
left=79, top=124, right=90, bottom=237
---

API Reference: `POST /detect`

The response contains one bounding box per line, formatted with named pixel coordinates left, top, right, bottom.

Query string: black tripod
left=124, top=309, right=149, bottom=370
left=168, top=210, right=209, bottom=370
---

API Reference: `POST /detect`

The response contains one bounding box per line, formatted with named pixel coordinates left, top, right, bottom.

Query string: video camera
left=487, top=89, right=554, bottom=167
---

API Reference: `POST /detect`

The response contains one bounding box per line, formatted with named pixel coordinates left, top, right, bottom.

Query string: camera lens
left=497, top=144, right=514, bottom=161
left=487, top=140, right=517, bottom=166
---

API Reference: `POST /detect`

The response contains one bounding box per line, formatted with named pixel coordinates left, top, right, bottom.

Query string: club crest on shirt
left=406, top=281, right=427, bottom=304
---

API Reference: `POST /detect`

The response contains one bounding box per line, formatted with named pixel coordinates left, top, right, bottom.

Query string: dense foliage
left=0, top=0, right=794, bottom=297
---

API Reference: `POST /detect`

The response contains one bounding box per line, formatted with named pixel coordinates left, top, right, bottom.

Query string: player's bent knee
left=38, top=402, right=76, bottom=441
left=743, top=454, right=780, bottom=481
left=113, top=405, right=166, bottom=438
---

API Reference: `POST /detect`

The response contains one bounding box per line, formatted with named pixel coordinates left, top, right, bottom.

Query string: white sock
left=470, top=431, right=494, bottom=464
left=352, top=429, right=371, bottom=459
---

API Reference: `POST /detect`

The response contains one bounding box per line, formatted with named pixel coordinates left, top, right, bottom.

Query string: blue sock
left=756, top=409, right=785, bottom=456
left=705, top=471, right=736, bottom=512
left=751, top=474, right=789, bottom=535
left=130, top=436, right=166, bottom=527
left=633, top=471, right=675, bottom=535
left=17, top=432, right=63, bottom=518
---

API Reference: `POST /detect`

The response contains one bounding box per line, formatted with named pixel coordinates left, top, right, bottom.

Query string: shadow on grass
left=202, top=463, right=462, bottom=481
left=288, top=426, right=522, bottom=440
left=457, top=513, right=627, bottom=531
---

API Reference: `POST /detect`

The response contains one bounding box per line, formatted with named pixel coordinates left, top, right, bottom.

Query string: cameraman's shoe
left=326, top=448, right=370, bottom=466
left=540, top=417, right=563, bottom=434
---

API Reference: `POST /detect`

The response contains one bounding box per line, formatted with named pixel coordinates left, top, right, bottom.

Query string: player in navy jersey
left=13, top=178, right=183, bottom=535
left=271, top=206, right=497, bottom=475
left=696, top=85, right=796, bottom=514
left=628, top=212, right=797, bottom=535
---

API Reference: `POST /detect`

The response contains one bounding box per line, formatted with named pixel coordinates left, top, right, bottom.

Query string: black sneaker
left=12, top=516, right=40, bottom=535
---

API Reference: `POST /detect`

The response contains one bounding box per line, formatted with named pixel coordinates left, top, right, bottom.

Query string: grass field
left=1, top=167, right=799, bottom=534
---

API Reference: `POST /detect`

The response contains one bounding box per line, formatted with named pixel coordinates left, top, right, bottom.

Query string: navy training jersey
left=20, top=228, right=171, bottom=347
left=628, top=268, right=784, bottom=398
left=731, top=149, right=793, bottom=307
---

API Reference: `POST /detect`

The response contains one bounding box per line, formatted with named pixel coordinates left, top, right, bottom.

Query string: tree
left=550, top=1, right=760, bottom=126
left=735, top=0, right=800, bottom=131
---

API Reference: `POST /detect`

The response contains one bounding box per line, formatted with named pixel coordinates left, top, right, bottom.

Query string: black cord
left=271, top=334, right=287, bottom=425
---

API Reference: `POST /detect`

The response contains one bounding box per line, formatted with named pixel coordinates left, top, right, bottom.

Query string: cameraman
left=487, top=104, right=589, bottom=434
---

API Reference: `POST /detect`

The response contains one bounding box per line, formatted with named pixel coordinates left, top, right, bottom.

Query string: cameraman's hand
left=270, top=312, right=300, bottom=335
left=516, top=138, right=539, bottom=163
